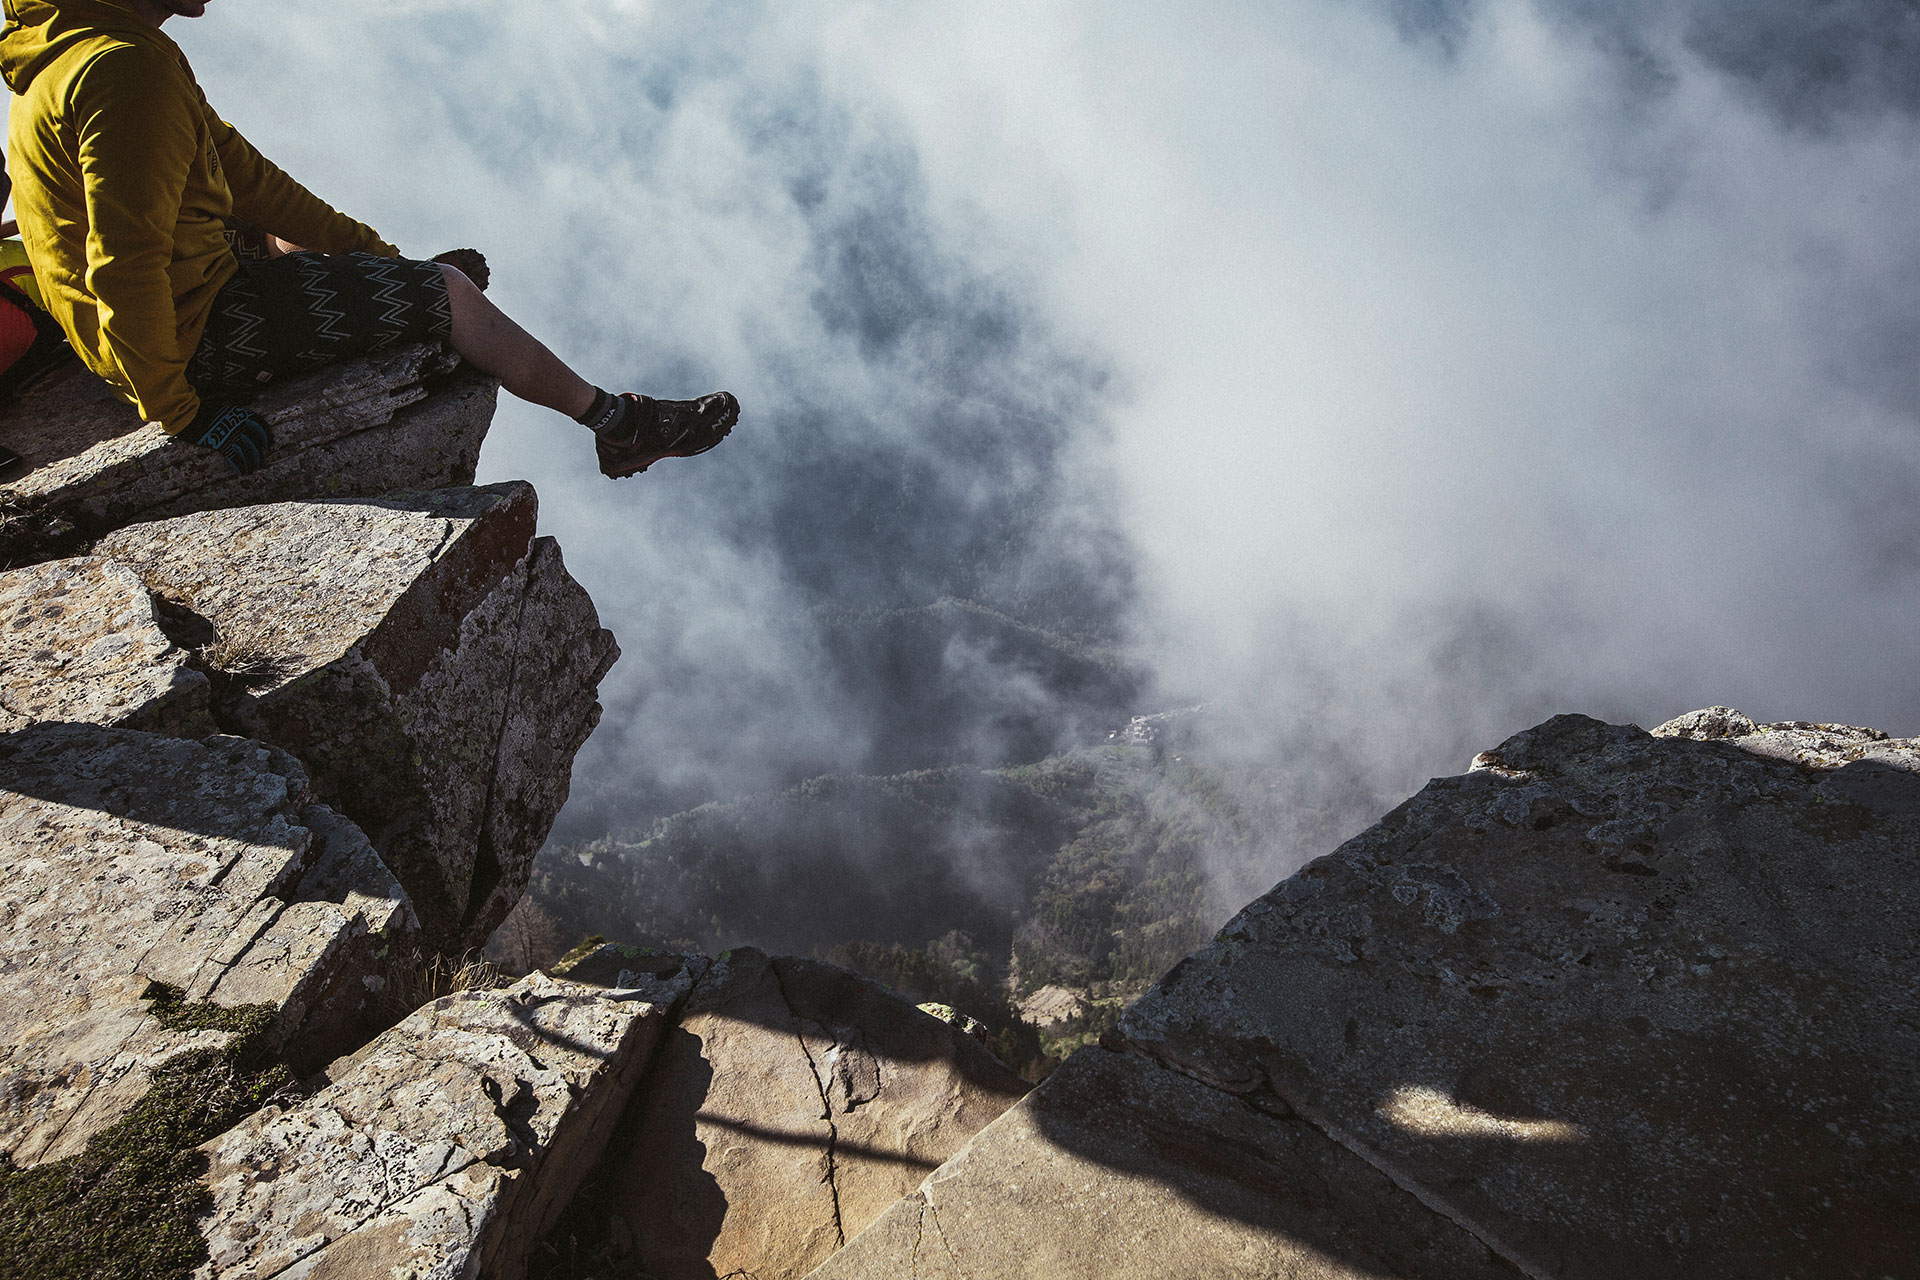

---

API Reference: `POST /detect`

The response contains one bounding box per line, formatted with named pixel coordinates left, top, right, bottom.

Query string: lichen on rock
left=0, top=985, right=291, bottom=1280
left=0, top=724, right=414, bottom=1169
left=194, top=971, right=693, bottom=1280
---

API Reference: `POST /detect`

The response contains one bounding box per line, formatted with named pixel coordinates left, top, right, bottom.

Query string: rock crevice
left=774, top=960, right=853, bottom=1250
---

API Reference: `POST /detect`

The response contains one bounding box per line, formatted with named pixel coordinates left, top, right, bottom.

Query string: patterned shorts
left=186, top=251, right=453, bottom=400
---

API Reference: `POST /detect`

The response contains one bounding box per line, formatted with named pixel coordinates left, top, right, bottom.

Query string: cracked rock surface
left=603, top=946, right=1030, bottom=1280
left=0, top=554, right=212, bottom=735
left=808, top=1045, right=1523, bottom=1280
left=95, top=482, right=618, bottom=951
left=195, top=969, right=693, bottom=1280
left=0, top=724, right=413, bottom=1166
left=1104, top=711, right=1920, bottom=1280
left=0, top=344, right=496, bottom=566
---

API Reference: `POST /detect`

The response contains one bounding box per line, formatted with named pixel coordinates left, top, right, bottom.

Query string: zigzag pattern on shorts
left=295, top=254, right=352, bottom=353
left=188, top=250, right=455, bottom=401
left=425, top=271, right=453, bottom=334
left=187, top=272, right=272, bottom=390
left=361, top=256, right=416, bottom=340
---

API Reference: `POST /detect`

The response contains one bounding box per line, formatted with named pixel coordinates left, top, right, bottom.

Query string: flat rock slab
left=97, top=483, right=618, bottom=950
left=196, top=969, right=694, bottom=1280
left=808, top=1045, right=1522, bottom=1280
left=604, top=947, right=1031, bottom=1280
left=0, top=724, right=412, bottom=1166
left=0, top=554, right=210, bottom=735
left=1120, top=712, right=1920, bottom=1280
left=0, top=344, right=496, bottom=565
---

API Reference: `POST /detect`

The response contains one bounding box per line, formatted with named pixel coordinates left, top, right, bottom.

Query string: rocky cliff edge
left=7, top=351, right=1911, bottom=1280
left=0, top=346, right=1033, bottom=1280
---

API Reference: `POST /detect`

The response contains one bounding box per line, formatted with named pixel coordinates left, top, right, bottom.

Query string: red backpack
left=0, top=165, right=79, bottom=477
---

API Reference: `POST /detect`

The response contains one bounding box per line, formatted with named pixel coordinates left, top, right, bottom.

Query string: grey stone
left=0, top=345, right=496, bottom=566
left=1656, top=706, right=1918, bottom=778
left=195, top=969, right=694, bottom=1280
left=1118, top=712, right=1920, bottom=1280
left=604, top=947, right=1031, bottom=1280
left=0, top=724, right=414, bottom=1166
left=95, top=483, right=618, bottom=950
left=1648, top=705, right=1757, bottom=740
left=547, top=940, right=715, bottom=1003
left=808, top=1046, right=1522, bottom=1280
left=0, top=554, right=211, bottom=735
left=215, top=805, right=419, bottom=1067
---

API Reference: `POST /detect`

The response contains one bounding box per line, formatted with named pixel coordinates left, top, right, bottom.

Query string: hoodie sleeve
left=70, top=42, right=203, bottom=434
left=209, top=108, right=399, bottom=259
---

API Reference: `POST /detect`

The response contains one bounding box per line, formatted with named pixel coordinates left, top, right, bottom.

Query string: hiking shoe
left=595, top=391, right=739, bottom=480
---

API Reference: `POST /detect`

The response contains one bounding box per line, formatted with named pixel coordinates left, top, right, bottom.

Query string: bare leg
left=438, top=263, right=595, bottom=419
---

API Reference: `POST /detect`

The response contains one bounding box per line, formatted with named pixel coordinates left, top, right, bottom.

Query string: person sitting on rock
left=0, top=0, right=738, bottom=478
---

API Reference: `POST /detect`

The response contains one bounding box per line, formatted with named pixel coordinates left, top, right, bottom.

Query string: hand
left=431, top=248, right=489, bottom=291
left=185, top=402, right=273, bottom=476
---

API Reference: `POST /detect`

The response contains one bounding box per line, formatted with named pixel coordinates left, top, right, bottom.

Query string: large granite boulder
left=819, top=709, right=1919, bottom=1280
left=93, top=483, right=618, bottom=950
left=0, top=723, right=414, bottom=1167
left=1114, top=711, right=1919, bottom=1280
left=195, top=967, right=697, bottom=1280
left=0, top=345, right=496, bottom=566
left=592, top=947, right=1030, bottom=1280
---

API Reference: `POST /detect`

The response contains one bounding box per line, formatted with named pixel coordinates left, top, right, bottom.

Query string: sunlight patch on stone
left=1377, top=1085, right=1588, bottom=1144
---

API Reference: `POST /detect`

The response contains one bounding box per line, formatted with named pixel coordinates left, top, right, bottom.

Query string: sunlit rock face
left=195, top=969, right=694, bottom=1280
left=820, top=709, right=1920, bottom=1280
left=599, top=947, right=1031, bottom=1280
left=0, top=482, right=616, bottom=955
left=0, top=725, right=414, bottom=1168
left=0, top=341, right=619, bottom=1206
left=96, top=484, right=618, bottom=952
left=178, top=940, right=1032, bottom=1280
left=0, top=554, right=215, bottom=736
left=0, top=344, right=496, bottom=566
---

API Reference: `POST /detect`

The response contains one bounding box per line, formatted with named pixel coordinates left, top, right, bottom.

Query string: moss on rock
left=0, top=984, right=290, bottom=1280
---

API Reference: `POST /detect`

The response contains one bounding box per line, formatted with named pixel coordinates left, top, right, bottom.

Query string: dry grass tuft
left=200, top=631, right=287, bottom=683
left=382, top=949, right=507, bottom=1019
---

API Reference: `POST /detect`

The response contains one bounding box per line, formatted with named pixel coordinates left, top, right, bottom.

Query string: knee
left=437, top=261, right=481, bottom=305
left=437, top=262, right=493, bottom=341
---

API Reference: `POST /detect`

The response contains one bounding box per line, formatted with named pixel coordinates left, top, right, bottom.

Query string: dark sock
left=574, top=387, right=628, bottom=435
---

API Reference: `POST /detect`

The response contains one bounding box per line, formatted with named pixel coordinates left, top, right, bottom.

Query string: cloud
left=1376, top=0, right=1920, bottom=126
left=176, top=0, right=1920, bottom=913
left=853, top=0, right=1920, bottom=725
left=183, top=1, right=1134, bottom=812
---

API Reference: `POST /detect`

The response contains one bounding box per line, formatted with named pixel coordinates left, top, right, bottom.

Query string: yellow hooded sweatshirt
left=0, top=0, right=398, bottom=433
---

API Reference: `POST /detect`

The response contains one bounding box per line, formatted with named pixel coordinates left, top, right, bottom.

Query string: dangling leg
left=437, top=263, right=737, bottom=478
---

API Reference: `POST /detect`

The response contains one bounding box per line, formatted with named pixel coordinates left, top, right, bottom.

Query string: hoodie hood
left=0, top=0, right=177, bottom=93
